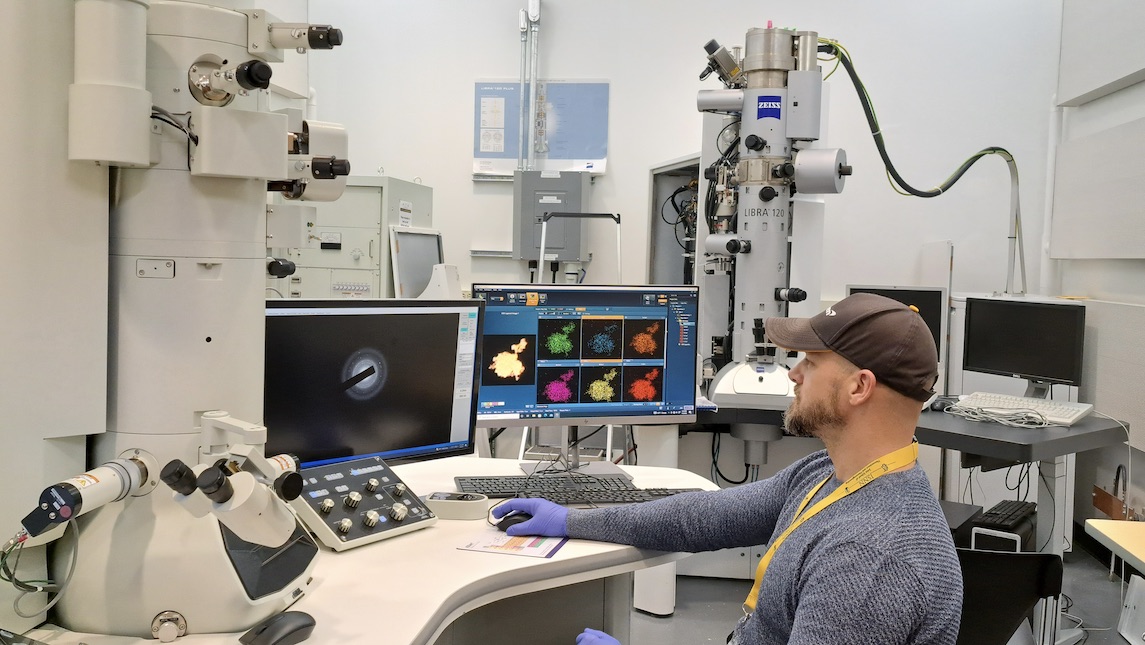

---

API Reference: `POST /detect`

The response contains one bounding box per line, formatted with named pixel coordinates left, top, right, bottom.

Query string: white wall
left=1053, top=1, right=1145, bottom=527
left=308, top=0, right=1063, bottom=297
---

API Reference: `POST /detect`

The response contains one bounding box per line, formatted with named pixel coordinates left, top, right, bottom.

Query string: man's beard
left=784, top=392, right=845, bottom=438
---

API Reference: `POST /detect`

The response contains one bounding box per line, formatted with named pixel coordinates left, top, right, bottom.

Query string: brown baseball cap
left=764, top=293, right=939, bottom=402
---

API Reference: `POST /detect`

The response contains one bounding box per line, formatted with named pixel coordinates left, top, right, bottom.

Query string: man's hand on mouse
left=575, top=628, right=620, bottom=645
left=491, top=498, right=569, bottom=537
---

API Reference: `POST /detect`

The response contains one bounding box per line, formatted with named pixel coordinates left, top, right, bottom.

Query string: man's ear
left=847, top=369, right=878, bottom=406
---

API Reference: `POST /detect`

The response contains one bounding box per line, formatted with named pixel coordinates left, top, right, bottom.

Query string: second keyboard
left=951, top=392, right=1093, bottom=426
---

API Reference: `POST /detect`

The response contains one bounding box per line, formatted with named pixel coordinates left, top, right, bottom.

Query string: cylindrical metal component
left=705, top=233, right=739, bottom=256
left=364, top=510, right=380, bottom=528
left=345, top=491, right=362, bottom=509
left=793, top=148, right=848, bottom=194
left=743, top=28, right=795, bottom=75
left=337, top=518, right=353, bottom=534
left=365, top=478, right=380, bottom=493
left=394, top=483, right=407, bottom=497
left=697, top=89, right=745, bottom=112
left=794, top=31, right=819, bottom=71
left=319, top=498, right=335, bottom=514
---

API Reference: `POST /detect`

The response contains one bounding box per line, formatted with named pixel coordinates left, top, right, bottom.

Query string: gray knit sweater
left=566, top=450, right=962, bottom=645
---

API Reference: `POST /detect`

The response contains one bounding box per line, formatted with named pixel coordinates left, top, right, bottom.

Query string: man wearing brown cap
left=494, top=293, right=963, bottom=645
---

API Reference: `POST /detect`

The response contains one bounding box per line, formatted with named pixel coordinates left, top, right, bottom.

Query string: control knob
left=365, top=478, right=380, bottom=493
left=364, top=510, right=380, bottom=528
left=319, top=498, right=335, bottom=514
left=393, top=483, right=407, bottom=497
left=337, top=518, right=353, bottom=534
left=389, top=502, right=408, bottom=521
left=345, top=491, right=362, bottom=509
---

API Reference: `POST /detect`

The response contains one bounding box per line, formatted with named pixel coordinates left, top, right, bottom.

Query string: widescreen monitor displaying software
left=472, top=284, right=699, bottom=427
left=263, top=299, right=482, bottom=467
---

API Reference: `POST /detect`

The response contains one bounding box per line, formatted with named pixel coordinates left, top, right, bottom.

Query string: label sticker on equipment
left=757, top=95, right=781, bottom=120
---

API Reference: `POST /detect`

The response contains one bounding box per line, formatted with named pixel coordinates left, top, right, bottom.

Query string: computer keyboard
left=454, top=474, right=700, bottom=506
left=455, top=473, right=639, bottom=498
left=977, top=499, right=1037, bottom=530
left=951, top=392, right=1093, bottom=426
left=516, top=488, right=703, bottom=506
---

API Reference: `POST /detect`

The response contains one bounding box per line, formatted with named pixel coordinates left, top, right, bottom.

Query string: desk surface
left=29, top=457, right=715, bottom=645
left=1086, top=519, right=1145, bottom=574
left=916, top=409, right=1128, bottom=462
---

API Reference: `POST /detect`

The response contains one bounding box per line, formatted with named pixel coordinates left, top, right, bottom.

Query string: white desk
left=1086, top=519, right=1145, bottom=573
left=28, top=456, right=715, bottom=645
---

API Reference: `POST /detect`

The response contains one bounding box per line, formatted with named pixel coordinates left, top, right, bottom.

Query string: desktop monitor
left=962, top=296, right=1086, bottom=397
left=472, top=284, right=700, bottom=428
left=263, top=298, right=483, bottom=467
left=846, top=285, right=947, bottom=364
left=390, top=226, right=445, bottom=298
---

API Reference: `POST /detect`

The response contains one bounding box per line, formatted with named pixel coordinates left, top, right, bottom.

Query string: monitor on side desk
left=263, top=299, right=483, bottom=467
left=472, top=284, right=699, bottom=476
left=962, top=296, right=1086, bottom=399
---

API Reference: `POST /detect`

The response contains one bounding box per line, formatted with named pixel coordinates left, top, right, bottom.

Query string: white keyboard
left=952, top=392, right=1094, bottom=427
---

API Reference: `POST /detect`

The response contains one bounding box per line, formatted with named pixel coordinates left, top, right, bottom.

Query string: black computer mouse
left=496, top=512, right=533, bottom=532
left=239, top=611, right=316, bottom=645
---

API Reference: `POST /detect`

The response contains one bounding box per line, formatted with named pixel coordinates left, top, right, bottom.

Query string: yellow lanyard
left=742, top=441, right=919, bottom=613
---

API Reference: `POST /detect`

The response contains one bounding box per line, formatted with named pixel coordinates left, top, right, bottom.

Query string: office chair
left=956, top=548, right=1064, bottom=645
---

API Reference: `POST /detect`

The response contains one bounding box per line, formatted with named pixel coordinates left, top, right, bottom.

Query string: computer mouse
left=239, top=611, right=316, bottom=645
left=930, top=399, right=947, bottom=412
left=496, top=512, right=533, bottom=532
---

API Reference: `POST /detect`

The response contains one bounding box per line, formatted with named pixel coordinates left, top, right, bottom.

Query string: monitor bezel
left=961, top=296, right=1086, bottom=387
left=264, top=297, right=483, bottom=466
left=471, top=283, right=699, bottom=428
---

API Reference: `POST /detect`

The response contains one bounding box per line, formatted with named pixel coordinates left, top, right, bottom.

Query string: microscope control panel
left=291, top=456, right=436, bottom=551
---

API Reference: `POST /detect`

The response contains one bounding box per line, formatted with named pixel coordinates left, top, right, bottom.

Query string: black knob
left=772, top=162, right=795, bottom=178
left=235, top=60, right=273, bottom=90
left=725, top=239, right=751, bottom=254
left=274, top=472, right=304, bottom=502
left=744, top=134, right=766, bottom=151
left=309, top=26, right=343, bottom=49
left=838, top=164, right=853, bottom=176
left=267, top=257, right=295, bottom=278
left=759, top=186, right=779, bottom=202
left=775, top=287, right=808, bottom=303
left=704, top=39, right=721, bottom=55
left=311, top=156, right=351, bottom=179
left=160, top=460, right=198, bottom=497
left=703, top=166, right=718, bottom=181
left=196, top=467, right=234, bottom=504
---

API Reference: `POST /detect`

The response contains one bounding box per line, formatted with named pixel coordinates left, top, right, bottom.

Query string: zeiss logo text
left=757, top=95, right=782, bottom=120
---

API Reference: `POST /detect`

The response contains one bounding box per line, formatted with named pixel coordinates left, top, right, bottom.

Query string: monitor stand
left=1024, top=379, right=1051, bottom=399
left=519, top=425, right=631, bottom=479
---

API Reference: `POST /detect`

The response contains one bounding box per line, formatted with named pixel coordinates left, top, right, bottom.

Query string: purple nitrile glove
left=575, top=628, right=620, bottom=645
left=490, top=498, right=569, bottom=537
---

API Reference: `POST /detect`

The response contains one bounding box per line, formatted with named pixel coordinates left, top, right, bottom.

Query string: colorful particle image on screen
left=583, top=367, right=620, bottom=402
left=624, top=366, right=663, bottom=402
left=625, top=319, right=666, bottom=359
left=481, top=334, right=537, bottom=386
left=582, top=318, right=623, bottom=360
left=537, top=367, right=580, bottom=404
left=537, top=318, right=582, bottom=359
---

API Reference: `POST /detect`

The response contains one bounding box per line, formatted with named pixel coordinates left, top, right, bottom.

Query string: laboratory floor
left=630, top=548, right=1127, bottom=644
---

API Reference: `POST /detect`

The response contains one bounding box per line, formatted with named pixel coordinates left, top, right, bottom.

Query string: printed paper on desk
left=459, top=533, right=569, bottom=558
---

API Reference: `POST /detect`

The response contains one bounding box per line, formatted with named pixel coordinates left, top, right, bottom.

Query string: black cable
left=819, top=43, right=1012, bottom=198
left=711, top=433, right=748, bottom=485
